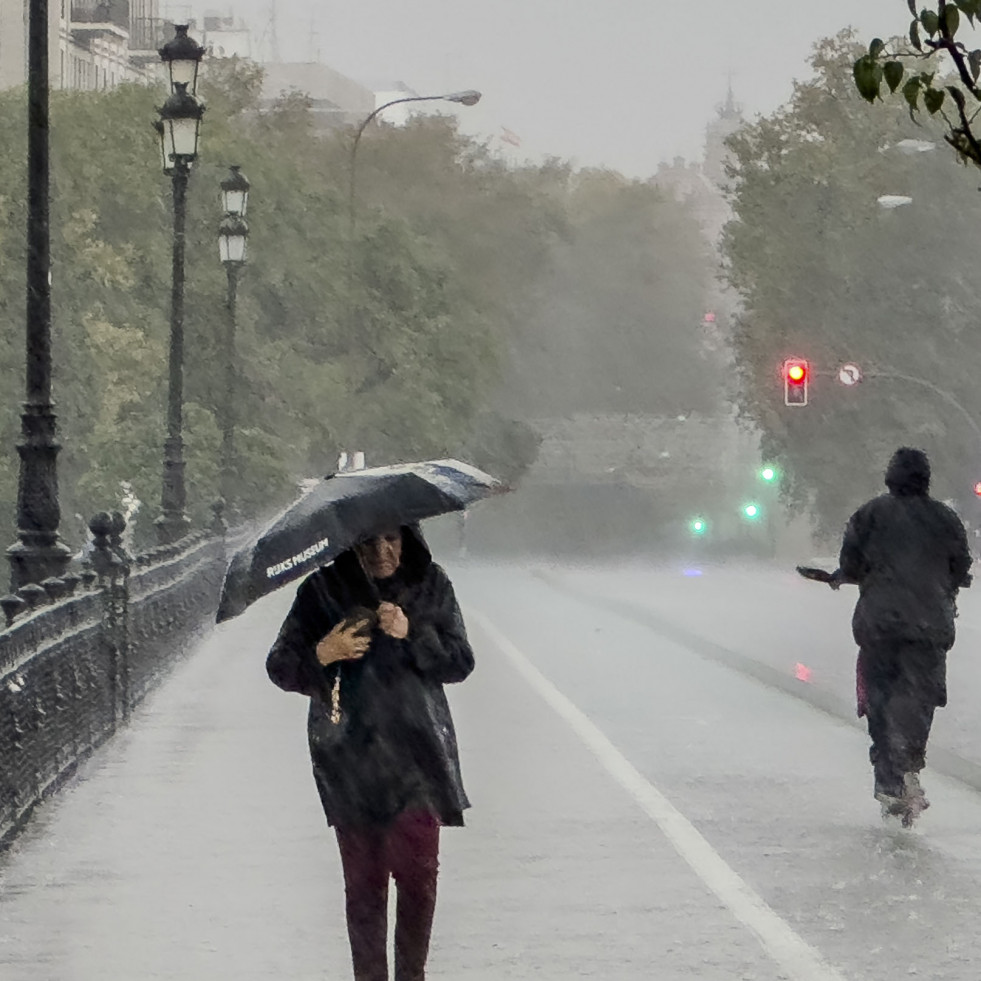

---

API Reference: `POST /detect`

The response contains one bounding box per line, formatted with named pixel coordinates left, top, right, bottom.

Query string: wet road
left=2, top=560, right=981, bottom=979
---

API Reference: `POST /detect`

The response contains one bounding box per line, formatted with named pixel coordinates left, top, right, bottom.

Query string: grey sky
left=191, top=0, right=904, bottom=177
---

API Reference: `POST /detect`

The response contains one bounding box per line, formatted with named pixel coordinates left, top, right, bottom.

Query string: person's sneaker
left=875, top=791, right=907, bottom=821
left=900, top=772, right=930, bottom=827
left=902, top=771, right=929, bottom=808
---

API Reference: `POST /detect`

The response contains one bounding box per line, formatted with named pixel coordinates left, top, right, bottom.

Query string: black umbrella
left=217, top=459, right=504, bottom=622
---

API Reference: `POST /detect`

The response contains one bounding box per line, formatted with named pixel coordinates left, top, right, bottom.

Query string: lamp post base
left=156, top=436, right=190, bottom=545
left=6, top=537, right=72, bottom=592
left=155, top=512, right=191, bottom=545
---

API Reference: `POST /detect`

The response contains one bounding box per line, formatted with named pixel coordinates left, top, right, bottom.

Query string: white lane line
left=468, top=609, right=850, bottom=981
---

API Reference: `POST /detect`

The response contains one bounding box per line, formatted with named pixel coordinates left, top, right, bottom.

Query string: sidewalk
left=0, top=580, right=781, bottom=980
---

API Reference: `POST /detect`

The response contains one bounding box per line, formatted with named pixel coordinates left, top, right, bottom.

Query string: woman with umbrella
left=265, top=522, right=474, bottom=981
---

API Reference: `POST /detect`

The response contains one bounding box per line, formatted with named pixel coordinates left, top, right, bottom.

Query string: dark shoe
left=876, top=791, right=906, bottom=821
left=900, top=772, right=929, bottom=827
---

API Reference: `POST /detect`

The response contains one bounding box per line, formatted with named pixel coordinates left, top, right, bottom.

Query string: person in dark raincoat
left=836, top=447, right=971, bottom=821
left=266, top=524, right=474, bottom=981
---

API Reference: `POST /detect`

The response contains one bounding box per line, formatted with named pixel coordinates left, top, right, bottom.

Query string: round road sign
left=838, top=363, right=862, bottom=386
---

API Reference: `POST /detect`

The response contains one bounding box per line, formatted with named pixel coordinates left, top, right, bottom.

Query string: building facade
left=0, top=0, right=170, bottom=91
left=259, top=61, right=375, bottom=128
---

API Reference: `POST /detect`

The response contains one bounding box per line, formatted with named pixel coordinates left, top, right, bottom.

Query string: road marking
left=469, top=610, right=849, bottom=981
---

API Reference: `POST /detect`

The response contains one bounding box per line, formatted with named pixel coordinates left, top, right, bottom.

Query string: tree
left=0, top=58, right=724, bottom=550
left=724, top=32, right=981, bottom=540
left=853, top=1, right=981, bottom=170
left=0, top=71, right=537, bottom=546
left=499, top=168, right=720, bottom=419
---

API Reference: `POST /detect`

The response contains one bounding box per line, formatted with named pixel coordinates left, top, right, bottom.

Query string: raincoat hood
left=331, top=523, right=432, bottom=604
left=885, top=447, right=931, bottom=497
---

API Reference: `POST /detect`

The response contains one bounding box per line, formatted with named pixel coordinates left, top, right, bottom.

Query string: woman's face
left=356, top=529, right=403, bottom=579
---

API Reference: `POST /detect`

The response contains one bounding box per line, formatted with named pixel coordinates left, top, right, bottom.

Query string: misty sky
left=184, top=0, right=904, bottom=177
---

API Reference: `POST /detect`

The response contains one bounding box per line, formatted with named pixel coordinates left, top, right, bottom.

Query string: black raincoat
left=839, top=451, right=972, bottom=711
left=266, top=526, right=474, bottom=828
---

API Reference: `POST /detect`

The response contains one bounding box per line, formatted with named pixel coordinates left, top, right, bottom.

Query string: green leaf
left=956, top=0, right=977, bottom=23
left=921, top=8, right=940, bottom=34
left=884, top=61, right=905, bottom=93
left=970, top=48, right=981, bottom=80
left=869, top=37, right=886, bottom=57
left=924, top=87, right=945, bottom=113
left=942, top=3, right=961, bottom=34
left=902, top=76, right=923, bottom=113
left=910, top=19, right=923, bottom=50
left=853, top=55, right=883, bottom=103
left=947, top=84, right=967, bottom=111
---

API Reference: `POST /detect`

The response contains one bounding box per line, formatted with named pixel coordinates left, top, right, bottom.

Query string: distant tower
left=308, top=13, right=321, bottom=62
left=703, top=81, right=744, bottom=187
left=268, top=0, right=281, bottom=62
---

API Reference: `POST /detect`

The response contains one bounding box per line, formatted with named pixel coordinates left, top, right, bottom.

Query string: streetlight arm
left=869, top=370, right=981, bottom=450
left=348, top=92, right=480, bottom=233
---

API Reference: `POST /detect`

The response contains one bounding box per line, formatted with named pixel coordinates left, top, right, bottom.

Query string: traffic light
left=690, top=517, right=707, bottom=535
left=760, top=466, right=777, bottom=483
left=743, top=503, right=761, bottom=519
left=783, top=358, right=808, bottom=406
left=974, top=481, right=981, bottom=498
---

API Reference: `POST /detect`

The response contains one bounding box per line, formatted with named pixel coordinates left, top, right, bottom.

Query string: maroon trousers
left=334, top=811, right=440, bottom=981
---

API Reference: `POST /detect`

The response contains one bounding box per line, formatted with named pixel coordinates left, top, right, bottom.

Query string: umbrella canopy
left=217, top=459, right=503, bottom=622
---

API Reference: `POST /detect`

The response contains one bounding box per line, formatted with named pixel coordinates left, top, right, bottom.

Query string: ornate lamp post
left=217, top=166, right=249, bottom=516
left=154, top=26, right=205, bottom=545
left=7, top=0, right=72, bottom=589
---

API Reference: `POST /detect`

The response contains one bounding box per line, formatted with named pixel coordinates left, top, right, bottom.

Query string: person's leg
left=865, top=679, right=904, bottom=801
left=335, top=825, right=391, bottom=981
left=388, top=811, right=440, bottom=981
left=889, top=650, right=939, bottom=792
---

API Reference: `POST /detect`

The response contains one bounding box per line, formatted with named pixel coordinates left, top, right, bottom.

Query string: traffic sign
left=838, top=363, right=862, bottom=386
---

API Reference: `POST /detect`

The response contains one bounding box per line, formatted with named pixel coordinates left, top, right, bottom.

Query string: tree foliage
left=724, top=32, right=981, bottom=540
left=0, top=58, right=718, bottom=548
left=854, top=0, right=981, bottom=169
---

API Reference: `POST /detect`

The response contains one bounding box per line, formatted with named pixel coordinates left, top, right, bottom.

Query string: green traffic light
left=760, top=466, right=776, bottom=482
left=690, top=518, right=706, bottom=534
left=744, top=504, right=760, bottom=519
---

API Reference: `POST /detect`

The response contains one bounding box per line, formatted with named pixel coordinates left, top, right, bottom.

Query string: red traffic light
left=974, top=481, right=981, bottom=498
left=783, top=358, right=809, bottom=406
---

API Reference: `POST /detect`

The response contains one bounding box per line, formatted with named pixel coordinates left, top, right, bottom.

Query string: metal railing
left=0, top=511, right=228, bottom=847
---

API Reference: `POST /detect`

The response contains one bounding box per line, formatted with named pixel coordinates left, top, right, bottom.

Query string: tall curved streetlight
left=348, top=90, right=481, bottom=235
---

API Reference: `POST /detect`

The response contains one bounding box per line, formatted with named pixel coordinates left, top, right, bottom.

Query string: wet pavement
left=3, top=561, right=981, bottom=979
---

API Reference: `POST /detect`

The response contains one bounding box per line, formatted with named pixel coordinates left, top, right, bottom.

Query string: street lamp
left=7, top=0, right=72, bottom=589
left=154, top=33, right=205, bottom=545
left=348, top=89, right=482, bottom=234
left=220, top=164, right=250, bottom=218
left=343, top=88, right=481, bottom=408
left=158, top=24, right=205, bottom=96
left=217, top=166, right=250, bottom=515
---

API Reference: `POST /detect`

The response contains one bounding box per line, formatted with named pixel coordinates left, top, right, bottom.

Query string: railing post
left=110, top=512, right=131, bottom=719
left=89, top=512, right=127, bottom=729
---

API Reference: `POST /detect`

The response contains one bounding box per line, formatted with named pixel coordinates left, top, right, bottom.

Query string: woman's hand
left=377, top=602, right=409, bottom=639
left=315, top=618, right=371, bottom=666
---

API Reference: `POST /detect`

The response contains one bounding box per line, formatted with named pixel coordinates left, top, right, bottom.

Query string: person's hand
left=316, top=618, right=371, bottom=666
left=377, top=602, right=409, bottom=639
